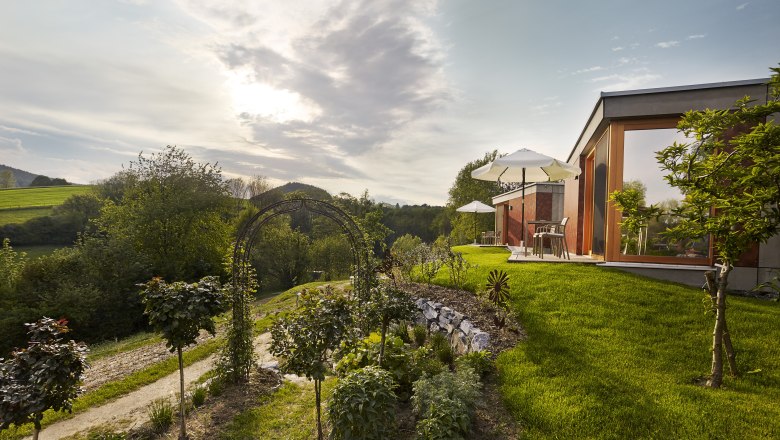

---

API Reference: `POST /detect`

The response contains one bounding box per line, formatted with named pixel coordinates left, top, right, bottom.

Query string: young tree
left=447, top=151, right=502, bottom=243
left=140, top=276, right=227, bottom=439
left=270, top=286, right=353, bottom=440
left=0, top=318, right=88, bottom=440
left=656, top=66, right=780, bottom=388
left=368, top=282, right=416, bottom=366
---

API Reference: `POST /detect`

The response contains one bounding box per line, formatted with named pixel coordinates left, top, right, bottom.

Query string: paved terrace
left=505, top=245, right=599, bottom=263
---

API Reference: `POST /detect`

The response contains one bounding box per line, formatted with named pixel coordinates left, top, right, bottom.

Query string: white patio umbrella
left=471, top=148, right=581, bottom=254
left=455, top=200, right=495, bottom=244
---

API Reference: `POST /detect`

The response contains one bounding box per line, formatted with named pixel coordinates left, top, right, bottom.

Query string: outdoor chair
left=495, top=230, right=502, bottom=246
left=482, top=231, right=495, bottom=245
left=534, top=218, right=570, bottom=259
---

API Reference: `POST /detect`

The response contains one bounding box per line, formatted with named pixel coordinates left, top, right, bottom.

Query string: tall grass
left=440, top=246, right=780, bottom=439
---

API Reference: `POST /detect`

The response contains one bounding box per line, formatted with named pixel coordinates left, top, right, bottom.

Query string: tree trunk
left=704, top=269, right=738, bottom=380
left=379, top=320, right=388, bottom=367
left=178, top=346, right=187, bottom=440
left=315, top=379, right=323, bottom=440
left=707, top=265, right=732, bottom=388
left=32, top=428, right=39, bottom=440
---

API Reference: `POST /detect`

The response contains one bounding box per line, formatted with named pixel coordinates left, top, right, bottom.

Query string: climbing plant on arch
left=222, top=198, right=374, bottom=382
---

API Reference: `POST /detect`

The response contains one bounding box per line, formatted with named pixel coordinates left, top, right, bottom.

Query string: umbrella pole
left=473, top=211, right=477, bottom=244
left=522, top=169, right=527, bottom=256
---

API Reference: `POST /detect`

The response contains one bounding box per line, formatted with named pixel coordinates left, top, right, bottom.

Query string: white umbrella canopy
left=455, top=200, right=495, bottom=213
left=455, top=200, right=495, bottom=244
left=471, top=148, right=581, bottom=254
left=470, top=148, right=581, bottom=182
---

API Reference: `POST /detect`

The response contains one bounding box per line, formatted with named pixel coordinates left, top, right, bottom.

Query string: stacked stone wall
left=414, top=298, right=490, bottom=354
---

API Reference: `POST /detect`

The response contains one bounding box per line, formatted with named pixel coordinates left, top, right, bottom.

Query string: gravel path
left=31, top=333, right=277, bottom=440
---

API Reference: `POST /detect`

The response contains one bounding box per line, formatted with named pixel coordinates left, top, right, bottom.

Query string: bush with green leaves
left=0, top=318, right=88, bottom=439
left=327, top=366, right=398, bottom=440
left=412, top=324, right=427, bottom=347
left=415, top=243, right=447, bottom=285
left=411, top=367, right=481, bottom=440
left=391, top=320, right=412, bottom=344
left=429, top=332, right=454, bottom=366
left=191, top=384, right=207, bottom=408
left=336, top=333, right=444, bottom=400
left=366, top=281, right=417, bottom=366
left=390, top=234, right=423, bottom=282
left=455, top=350, right=493, bottom=378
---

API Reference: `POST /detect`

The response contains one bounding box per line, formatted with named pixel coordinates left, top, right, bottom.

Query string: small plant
left=415, top=243, right=447, bottom=285
left=482, top=269, right=511, bottom=328
left=191, top=384, right=207, bottom=408
left=445, top=250, right=474, bottom=290
left=412, top=324, right=428, bottom=347
left=207, top=376, right=225, bottom=397
left=429, top=332, right=454, bottom=366
left=147, top=398, right=174, bottom=434
left=412, top=367, right=482, bottom=440
left=327, top=366, right=398, bottom=440
left=392, top=320, right=412, bottom=343
left=455, top=350, right=493, bottom=378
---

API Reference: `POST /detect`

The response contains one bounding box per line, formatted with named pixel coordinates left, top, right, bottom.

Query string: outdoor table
left=526, top=220, right=559, bottom=256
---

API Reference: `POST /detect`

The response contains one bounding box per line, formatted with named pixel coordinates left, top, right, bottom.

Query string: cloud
left=198, top=0, right=449, bottom=180
left=687, top=34, right=706, bottom=40
left=590, top=72, right=662, bottom=91
left=572, top=66, right=604, bottom=75
left=612, top=46, right=624, bottom=52
left=0, top=135, right=26, bottom=154
left=736, top=2, right=749, bottom=10
left=655, top=41, right=679, bottom=49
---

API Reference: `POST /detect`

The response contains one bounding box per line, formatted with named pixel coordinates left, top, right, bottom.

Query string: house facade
left=492, top=182, right=564, bottom=246
left=557, top=78, right=779, bottom=290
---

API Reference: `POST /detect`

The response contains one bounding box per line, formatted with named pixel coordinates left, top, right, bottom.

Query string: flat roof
left=566, top=78, right=770, bottom=163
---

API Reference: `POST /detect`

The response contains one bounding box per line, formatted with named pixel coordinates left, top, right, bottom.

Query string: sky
left=0, top=0, right=778, bottom=206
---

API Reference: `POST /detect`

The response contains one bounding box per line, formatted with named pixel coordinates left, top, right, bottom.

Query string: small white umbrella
left=456, top=200, right=495, bottom=244
left=471, top=148, right=581, bottom=254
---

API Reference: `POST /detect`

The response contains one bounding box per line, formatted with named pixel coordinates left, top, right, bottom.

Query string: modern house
left=565, top=78, right=780, bottom=289
left=496, top=78, right=779, bottom=290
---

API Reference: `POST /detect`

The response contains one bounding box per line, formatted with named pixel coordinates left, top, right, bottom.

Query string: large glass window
left=620, top=128, right=709, bottom=260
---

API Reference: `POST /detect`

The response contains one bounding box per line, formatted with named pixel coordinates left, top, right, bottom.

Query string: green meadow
left=0, top=185, right=93, bottom=209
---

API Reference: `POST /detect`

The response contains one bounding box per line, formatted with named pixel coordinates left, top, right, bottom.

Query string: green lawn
left=0, top=206, right=54, bottom=225
left=0, top=185, right=93, bottom=209
left=442, top=246, right=780, bottom=439
left=12, top=244, right=63, bottom=259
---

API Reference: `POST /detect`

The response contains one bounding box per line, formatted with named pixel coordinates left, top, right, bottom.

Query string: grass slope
left=442, top=246, right=780, bottom=439
left=0, top=207, right=54, bottom=225
left=0, top=186, right=93, bottom=209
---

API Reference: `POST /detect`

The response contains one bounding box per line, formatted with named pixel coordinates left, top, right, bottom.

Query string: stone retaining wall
left=414, top=298, right=490, bottom=354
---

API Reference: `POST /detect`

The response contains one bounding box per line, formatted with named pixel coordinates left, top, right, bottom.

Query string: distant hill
left=251, top=182, right=332, bottom=207
left=0, top=164, right=39, bottom=187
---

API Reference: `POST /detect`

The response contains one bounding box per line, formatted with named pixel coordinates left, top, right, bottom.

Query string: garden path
left=29, top=333, right=281, bottom=439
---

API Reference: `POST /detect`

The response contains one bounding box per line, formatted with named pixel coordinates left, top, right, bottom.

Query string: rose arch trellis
left=225, top=197, right=373, bottom=380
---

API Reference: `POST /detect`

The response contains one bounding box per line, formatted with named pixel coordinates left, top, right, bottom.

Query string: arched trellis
left=232, top=198, right=372, bottom=295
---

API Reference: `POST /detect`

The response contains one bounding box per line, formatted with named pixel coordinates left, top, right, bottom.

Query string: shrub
left=429, top=332, right=454, bottom=366
left=392, top=320, right=412, bottom=343
left=390, top=234, right=423, bottom=282
left=412, top=367, right=481, bottom=440
left=327, top=366, right=398, bottom=440
left=147, top=398, right=174, bottom=434
left=191, top=384, right=207, bottom=407
left=412, top=324, right=427, bottom=347
left=455, top=350, right=493, bottom=378
left=444, top=250, right=474, bottom=290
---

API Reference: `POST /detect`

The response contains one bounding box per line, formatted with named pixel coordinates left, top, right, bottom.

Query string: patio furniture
left=481, top=231, right=496, bottom=245
left=495, top=230, right=502, bottom=245
left=534, top=218, right=570, bottom=259
left=529, top=220, right=559, bottom=257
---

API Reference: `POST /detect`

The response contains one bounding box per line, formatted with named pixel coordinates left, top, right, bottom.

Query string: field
left=0, top=206, right=54, bottom=225
left=0, top=185, right=93, bottom=209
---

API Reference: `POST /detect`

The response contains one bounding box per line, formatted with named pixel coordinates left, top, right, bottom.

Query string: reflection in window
left=621, top=129, right=709, bottom=258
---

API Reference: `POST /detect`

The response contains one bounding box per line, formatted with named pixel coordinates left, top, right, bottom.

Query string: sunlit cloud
left=612, top=46, right=624, bottom=52
left=687, top=34, right=706, bottom=39
left=736, top=2, right=749, bottom=10
left=656, top=41, right=679, bottom=49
